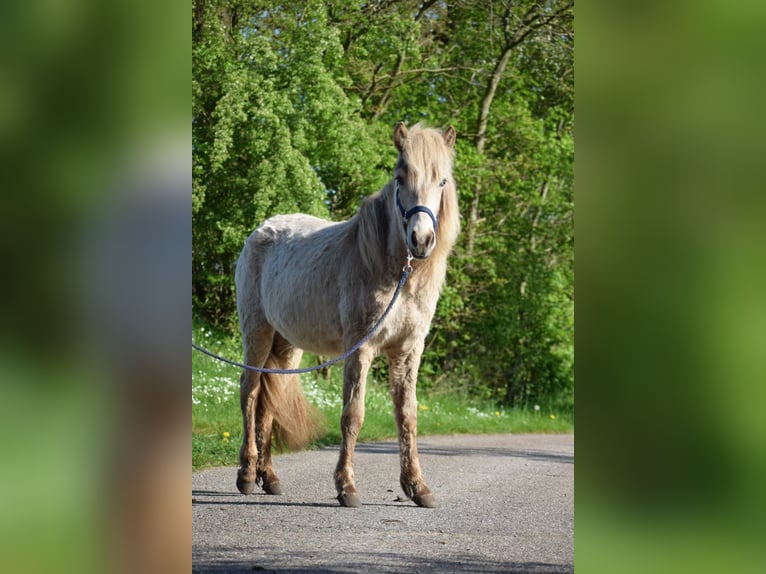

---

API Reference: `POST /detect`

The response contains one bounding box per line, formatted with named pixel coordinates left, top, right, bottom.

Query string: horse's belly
left=262, top=282, right=345, bottom=356
left=250, top=219, right=346, bottom=354
left=280, top=327, right=344, bottom=357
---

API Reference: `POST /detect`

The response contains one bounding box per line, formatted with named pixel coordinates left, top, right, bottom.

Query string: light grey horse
left=235, top=122, right=459, bottom=507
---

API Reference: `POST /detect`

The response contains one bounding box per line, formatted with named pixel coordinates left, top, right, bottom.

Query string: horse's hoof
left=412, top=493, right=437, bottom=508
left=262, top=481, right=283, bottom=495
left=337, top=492, right=362, bottom=508
left=236, top=477, right=256, bottom=495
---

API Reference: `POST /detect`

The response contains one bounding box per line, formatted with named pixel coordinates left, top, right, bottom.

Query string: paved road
left=193, top=434, right=573, bottom=573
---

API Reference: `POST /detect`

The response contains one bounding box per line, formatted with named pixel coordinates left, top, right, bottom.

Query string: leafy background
left=192, top=0, right=574, bottom=409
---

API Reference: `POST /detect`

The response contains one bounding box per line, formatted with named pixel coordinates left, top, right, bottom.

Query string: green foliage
left=192, top=1, right=574, bottom=407
left=440, top=100, right=574, bottom=407
left=193, top=0, right=386, bottom=324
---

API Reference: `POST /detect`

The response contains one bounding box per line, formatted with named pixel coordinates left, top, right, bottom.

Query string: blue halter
left=395, top=182, right=439, bottom=234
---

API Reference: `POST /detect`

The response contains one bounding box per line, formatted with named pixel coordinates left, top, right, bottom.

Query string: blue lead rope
left=192, top=263, right=412, bottom=374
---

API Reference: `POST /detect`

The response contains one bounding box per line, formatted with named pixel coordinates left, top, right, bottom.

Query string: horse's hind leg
left=387, top=345, right=436, bottom=508
left=236, top=323, right=274, bottom=495
left=254, top=394, right=280, bottom=494
left=253, top=334, right=304, bottom=495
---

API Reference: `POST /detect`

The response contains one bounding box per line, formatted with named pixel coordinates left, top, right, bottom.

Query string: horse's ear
left=394, top=122, right=408, bottom=151
left=443, top=126, right=457, bottom=149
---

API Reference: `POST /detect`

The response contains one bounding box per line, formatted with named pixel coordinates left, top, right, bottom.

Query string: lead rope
left=191, top=252, right=414, bottom=374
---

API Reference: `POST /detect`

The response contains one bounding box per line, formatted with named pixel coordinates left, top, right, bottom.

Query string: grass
left=192, top=322, right=573, bottom=470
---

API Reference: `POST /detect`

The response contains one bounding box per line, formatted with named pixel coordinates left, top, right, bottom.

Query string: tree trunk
left=464, top=1, right=573, bottom=259
left=474, top=46, right=513, bottom=155
left=371, top=52, right=406, bottom=120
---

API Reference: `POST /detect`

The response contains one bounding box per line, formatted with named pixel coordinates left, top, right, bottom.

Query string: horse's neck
left=355, top=185, right=410, bottom=282
left=355, top=182, right=454, bottom=297
left=353, top=130, right=460, bottom=290
left=408, top=243, right=449, bottom=297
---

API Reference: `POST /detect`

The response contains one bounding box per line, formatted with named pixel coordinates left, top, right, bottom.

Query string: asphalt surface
left=192, top=433, right=574, bottom=573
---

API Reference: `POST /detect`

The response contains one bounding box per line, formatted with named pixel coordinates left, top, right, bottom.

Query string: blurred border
left=2, top=0, right=765, bottom=572
left=577, top=1, right=766, bottom=572
left=0, top=1, right=190, bottom=573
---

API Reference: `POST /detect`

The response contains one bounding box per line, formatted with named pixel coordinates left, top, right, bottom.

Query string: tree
left=193, top=0, right=386, bottom=324
left=192, top=0, right=575, bottom=407
left=369, top=0, right=574, bottom=406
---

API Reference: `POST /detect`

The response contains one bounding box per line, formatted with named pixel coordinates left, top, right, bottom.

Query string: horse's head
left=393, top=122, right=457, bottom=260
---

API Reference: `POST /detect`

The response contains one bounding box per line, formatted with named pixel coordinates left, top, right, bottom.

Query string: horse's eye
left=439, top=178, right=447, bottom=187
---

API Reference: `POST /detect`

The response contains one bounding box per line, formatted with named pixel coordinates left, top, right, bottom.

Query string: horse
left=234, top=122, right=459, bottom=507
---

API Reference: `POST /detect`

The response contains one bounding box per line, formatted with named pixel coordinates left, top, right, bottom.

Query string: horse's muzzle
left=407, top=216, right=437, bottom=259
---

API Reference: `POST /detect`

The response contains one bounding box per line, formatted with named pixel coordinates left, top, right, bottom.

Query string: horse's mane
left=356, top=186, right=393, bottom=275
left=356, top=125, right=460, bottom=284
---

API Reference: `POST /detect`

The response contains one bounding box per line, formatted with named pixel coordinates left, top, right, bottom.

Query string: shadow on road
left=192, top=490, right=410, bottom=509
left=350, top=442, right=574, bottom=465
left=192, top=550, right=573, bottom=574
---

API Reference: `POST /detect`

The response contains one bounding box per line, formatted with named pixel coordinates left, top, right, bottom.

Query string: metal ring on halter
left=403, top=251, right=414, bottom=274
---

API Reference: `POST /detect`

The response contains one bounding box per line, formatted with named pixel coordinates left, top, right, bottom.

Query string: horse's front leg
left=388, top=344, right=436, bottom=508
left=334, top=346, right=373, bottom=507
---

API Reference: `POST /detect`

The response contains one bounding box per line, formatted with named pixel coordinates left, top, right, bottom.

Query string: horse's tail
left=259, top=356, right=325, bottom=451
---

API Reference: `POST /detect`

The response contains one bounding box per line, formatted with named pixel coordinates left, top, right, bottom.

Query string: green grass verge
left=192, top=323, right=573, bottom=470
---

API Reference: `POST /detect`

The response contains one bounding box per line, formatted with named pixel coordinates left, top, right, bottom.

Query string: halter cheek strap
left=395, top=183, right=439, bottom=233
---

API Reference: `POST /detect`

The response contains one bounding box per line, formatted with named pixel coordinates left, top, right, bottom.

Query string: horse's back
left=236, top=213, right=350, bottom=355
left=245, top=213, right=331, bottom=246
left=239, top=213, right=337, bottom=263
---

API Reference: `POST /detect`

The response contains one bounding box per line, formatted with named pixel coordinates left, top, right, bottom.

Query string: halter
left=394, top=181, right=439, bottom=234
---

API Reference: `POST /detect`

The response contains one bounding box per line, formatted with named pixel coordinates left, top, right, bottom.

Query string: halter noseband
left=394, top=181, right=439, bottom=234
